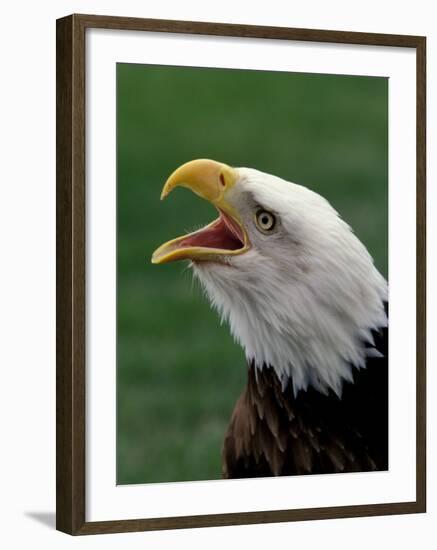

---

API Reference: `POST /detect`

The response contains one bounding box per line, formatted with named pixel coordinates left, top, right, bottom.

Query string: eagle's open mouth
left=178, top=210, right=244, bottom=251
left=151, top=208, right=248, bottom=264
left=151, top=159, right=250, bottom=264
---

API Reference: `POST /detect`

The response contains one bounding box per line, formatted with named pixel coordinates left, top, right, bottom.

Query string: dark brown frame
left=56, top=13, right=427, bottom=535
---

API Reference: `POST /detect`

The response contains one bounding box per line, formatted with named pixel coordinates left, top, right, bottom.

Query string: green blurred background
left=116, top=63, right=388, bottom=485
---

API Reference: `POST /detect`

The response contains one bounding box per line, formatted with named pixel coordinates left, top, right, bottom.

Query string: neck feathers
left=193, top=258, right=387, bottom=396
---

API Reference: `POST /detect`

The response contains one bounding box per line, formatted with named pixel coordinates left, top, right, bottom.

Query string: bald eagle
left=152, top=159, right=388, bottom=478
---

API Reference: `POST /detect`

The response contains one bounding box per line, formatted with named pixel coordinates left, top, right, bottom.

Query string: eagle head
left=152, top=159, right=387, bottom=396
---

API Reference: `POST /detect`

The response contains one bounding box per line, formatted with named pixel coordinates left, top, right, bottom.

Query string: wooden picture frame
left=56, top=13, right=426, bottom=535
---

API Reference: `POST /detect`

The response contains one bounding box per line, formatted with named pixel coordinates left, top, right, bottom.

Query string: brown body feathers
left=222, top=317, right=388, bottom=478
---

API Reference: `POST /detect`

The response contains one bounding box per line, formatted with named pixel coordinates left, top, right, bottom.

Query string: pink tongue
left=178, top=217, right=242, bottom=250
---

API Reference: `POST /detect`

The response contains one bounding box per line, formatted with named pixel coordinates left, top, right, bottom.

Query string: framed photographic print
left=56, top=14, right=426, bottom=535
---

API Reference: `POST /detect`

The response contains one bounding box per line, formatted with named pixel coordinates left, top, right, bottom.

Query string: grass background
left=116, top=63, right=388, bottom=484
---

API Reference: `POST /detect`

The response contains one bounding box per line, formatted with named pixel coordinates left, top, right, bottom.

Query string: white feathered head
left=152, top=159, right=387, bottom=395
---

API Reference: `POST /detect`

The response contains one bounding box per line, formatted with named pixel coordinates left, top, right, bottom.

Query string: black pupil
left=261, top=215, right=269, bottom=226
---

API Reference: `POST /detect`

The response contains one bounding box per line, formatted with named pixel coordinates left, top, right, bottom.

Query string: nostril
left=219, top=173, right=226, bottom=187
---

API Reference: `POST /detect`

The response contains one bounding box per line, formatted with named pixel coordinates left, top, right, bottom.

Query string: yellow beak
left=151, top=159, right=249, bottom=264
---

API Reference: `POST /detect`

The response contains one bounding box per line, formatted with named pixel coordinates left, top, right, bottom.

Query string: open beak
left=151, top=159, right=250, bottom=264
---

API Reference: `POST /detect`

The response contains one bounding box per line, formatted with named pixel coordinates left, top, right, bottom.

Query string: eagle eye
left=255, top=209, right=276, bottom=233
